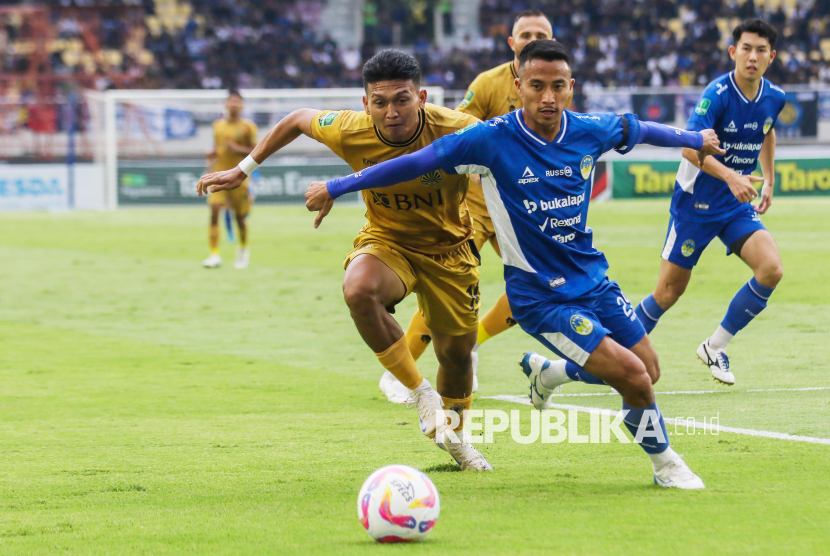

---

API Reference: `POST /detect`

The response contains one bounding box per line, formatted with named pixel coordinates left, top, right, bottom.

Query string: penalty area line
left=483, top=395, right=830, bottom=446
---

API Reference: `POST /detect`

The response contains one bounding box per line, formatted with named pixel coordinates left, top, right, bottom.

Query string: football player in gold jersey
left=404, top=10, right=554, bottom=382
left=196, top=50, right=492, bottom=471
left=203, top=90, right=258, bottom=269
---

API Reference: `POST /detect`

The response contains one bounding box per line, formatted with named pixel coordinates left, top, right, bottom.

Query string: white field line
left=483, top=395, right=830, bottom=446
left=489, top=386, right=830, bottom=399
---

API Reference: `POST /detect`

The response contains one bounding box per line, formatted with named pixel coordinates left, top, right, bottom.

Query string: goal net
left=85, top=88, right=445, bottom=209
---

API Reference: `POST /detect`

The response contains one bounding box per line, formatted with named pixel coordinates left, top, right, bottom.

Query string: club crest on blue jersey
left=570, top=315, right=594, bottom=335
left=580, top=155, right=594, bottom=180
left=763, top=117, right=773, bottom=135
left=681, top=239, right=696, bottom=257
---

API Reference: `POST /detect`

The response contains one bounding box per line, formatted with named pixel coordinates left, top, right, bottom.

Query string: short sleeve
left=433, top=121, right=491, bottom=175
left=455, top=74, right=490, bottom=121
left=310, top=110, right=346, bottom=159
left=686, top=87, right=722, bottom=132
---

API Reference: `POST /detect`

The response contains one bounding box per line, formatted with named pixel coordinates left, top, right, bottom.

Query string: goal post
left=85, top=87, right=445, bottom=209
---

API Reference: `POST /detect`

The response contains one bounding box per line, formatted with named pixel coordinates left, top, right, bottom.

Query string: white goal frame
left=85, top=87, right=445, bottom=210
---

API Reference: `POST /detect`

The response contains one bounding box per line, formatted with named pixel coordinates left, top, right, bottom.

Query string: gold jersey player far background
left=399, top=9, right=557, bottom=402
left=203, top=90, right=258, bottom=269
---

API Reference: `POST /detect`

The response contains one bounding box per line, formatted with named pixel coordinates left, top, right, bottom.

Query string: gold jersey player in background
left=203, top=90, right=258, bottom=269
left=197, top=50, right=492, bottom=471
left=400, top=9, right=556, bottom=398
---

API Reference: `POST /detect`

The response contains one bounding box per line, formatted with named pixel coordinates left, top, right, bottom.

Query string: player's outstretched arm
left=756, top=129, right=776, bottom=214
left=197, top=109, right=318, bottom=196
left=681, top=147, right=762, bottom=205
left=305, top=144, right=444, bottom=228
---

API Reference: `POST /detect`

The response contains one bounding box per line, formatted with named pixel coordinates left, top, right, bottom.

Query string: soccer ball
left=357, top=464, right=440, bottom=543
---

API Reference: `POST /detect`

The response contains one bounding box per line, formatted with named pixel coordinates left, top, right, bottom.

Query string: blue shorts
left=508, top=278, right=646, bottom=367
left=662, top=205, right=766, bottom=269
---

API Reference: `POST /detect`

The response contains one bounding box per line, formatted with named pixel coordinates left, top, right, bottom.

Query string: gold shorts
left=471, top=212, right=501, bottom=257
left=207, top=185, right=250, bottom=216
left=344, top=233, right=481, bottom=336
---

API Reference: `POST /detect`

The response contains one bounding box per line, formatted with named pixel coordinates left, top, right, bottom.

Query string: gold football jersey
left=213, top=118, right=258, bottom=172
left=311, top=104, right=478, bottom=255
left=456, top=61, right=521, bottom=218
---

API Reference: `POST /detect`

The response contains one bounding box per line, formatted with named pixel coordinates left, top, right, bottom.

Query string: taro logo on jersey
left=763, top=117, right=774, bottom=135
left=518, top=167, right=539, bottom=185
left=460, top=90, right=475, bottom=108
left=420, top=171, right=443, bottom=186
left=695, top=99, right=711, bottom=115
left=681, top=239, right=695, bottom=257
left=570, top=315, right=594, bottom=335
left=580, top=156, right=594, bottom=180
left=318, top=112, right=338, bottom=127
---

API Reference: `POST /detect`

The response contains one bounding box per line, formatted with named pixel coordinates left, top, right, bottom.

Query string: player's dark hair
left=732, top=19, right=778, bottom=49
left=362, top=50, right=421, bottom=89
left=227, top=89, right=243, bottom=100
left=513, top=9, right=549, bottom=29
left=518, top=40, right=572, bottom=71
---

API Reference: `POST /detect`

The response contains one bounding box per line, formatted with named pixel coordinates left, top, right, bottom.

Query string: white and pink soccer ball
left=357, top=464, right=441, bottom=543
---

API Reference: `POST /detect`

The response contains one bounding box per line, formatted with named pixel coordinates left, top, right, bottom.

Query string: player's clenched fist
left=196, top=167, right=246, bottom=196
left=696, top=129, right=727, bottom=168
left=305, top=181, right=334, bottom=228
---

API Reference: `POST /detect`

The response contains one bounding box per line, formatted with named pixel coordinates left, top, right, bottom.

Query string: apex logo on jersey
left=695, top=99, right=711, bottom=115
left=724, top=121, right=738, bottom=133
left=460, top=89, right=474, bottom=108
left=681, top=239, right=695, bottom=257
left=763, top=117, right=773, bottom=134
left=420, top=171, right=443, bottom=186
left=580, top=155, right=594, bottom=179
left=570, top=315, right=594, bottom=335
left=318, top=112, right=338, bottom=127
left=519, top=167, right=539, bottom=184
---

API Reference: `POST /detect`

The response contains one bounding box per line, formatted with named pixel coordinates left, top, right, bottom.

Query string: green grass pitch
left=1, top=198, right=828, bottom=555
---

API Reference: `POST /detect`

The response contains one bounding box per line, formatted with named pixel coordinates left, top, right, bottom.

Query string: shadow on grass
left=422, top=463, right=460, bottom=473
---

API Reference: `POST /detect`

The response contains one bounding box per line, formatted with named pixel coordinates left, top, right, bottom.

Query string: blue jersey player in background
left=634, top=19, right=785, bottom=386
left=305, top=40, right=724, bottom=489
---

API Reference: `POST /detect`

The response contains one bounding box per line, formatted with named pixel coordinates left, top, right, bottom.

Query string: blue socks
left=623, top=401, right=670, bottom=455
left=634, top=294, right=666, bottom=334
left=721, top=277, right=775, bottom=335
left=564, top=361, right=607, bottom=385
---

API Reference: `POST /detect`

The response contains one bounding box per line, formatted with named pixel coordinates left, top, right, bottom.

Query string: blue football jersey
left=673, top=71, right=786, bottom=222
left=433, top=109, right=638, bottom=302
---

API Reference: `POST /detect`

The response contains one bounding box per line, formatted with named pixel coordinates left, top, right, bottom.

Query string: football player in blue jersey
left=304, top=40, right=724, bottom=489
left=634, top=19, right=785, bottom=386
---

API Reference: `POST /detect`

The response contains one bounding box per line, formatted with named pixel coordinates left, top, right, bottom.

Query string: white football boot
left=653, top=456, right=705, bottom=490
left=696, top=339, right=735, bottom=385
left=202, top=253, right=222, bottom=268
left=519, top=352, right=558, bottom=410
left=471, top=350, right=479, bottom=393
left=434, top=430, right=493, bottom=471
left=378, top=371, right=412, bottom=404
left=407, top=378, right=446, bottom=438
left=234, top=248, right=250, bottom=269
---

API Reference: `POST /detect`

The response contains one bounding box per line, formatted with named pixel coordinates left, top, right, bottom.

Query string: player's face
left=516, top=59, right=573, bottom=130
left=729, top=33, right=776, bottom=82
left=363, top=80, right=427, bottom=142
left=226, top=95, right=243, bottom=118
left=508, top=16, right=553, bottom=58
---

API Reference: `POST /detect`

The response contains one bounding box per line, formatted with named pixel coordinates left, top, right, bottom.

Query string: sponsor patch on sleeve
left=694, top=99, right=711, bottom=116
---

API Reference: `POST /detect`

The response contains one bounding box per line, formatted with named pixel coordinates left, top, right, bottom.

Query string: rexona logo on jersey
left=518, top=167, right=539, bottom=184
left=420, top=171, right=443, bottom=186
left=724, top=121, right=738, bottom=133
left=460, top=89, right=475, bottom=108
left=763, top=117, right=774, bottom=134
left=695, top=99, right=711, bottom=115
left=318, top=112, right=338, bottom=127
left=580, top=155, right=594, bottom=179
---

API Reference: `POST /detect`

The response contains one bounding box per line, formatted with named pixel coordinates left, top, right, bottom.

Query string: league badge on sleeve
left=763, top=117, right=773, bottom=135
left=695, top=99, right=711, bottom=115
left=460, top=89, right=475, bottom=108
left=580, top=155, right=594, bottom=180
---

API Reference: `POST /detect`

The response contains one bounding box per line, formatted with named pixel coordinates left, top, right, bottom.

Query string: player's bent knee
left=758, top=263, right=783, bottom=288
left=342, top=281, right=384, bottom=314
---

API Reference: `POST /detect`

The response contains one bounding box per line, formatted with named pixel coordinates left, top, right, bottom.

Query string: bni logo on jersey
left=518, top=167, right=539, bottom=184
left=580, top=156, right=594, bottom=179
